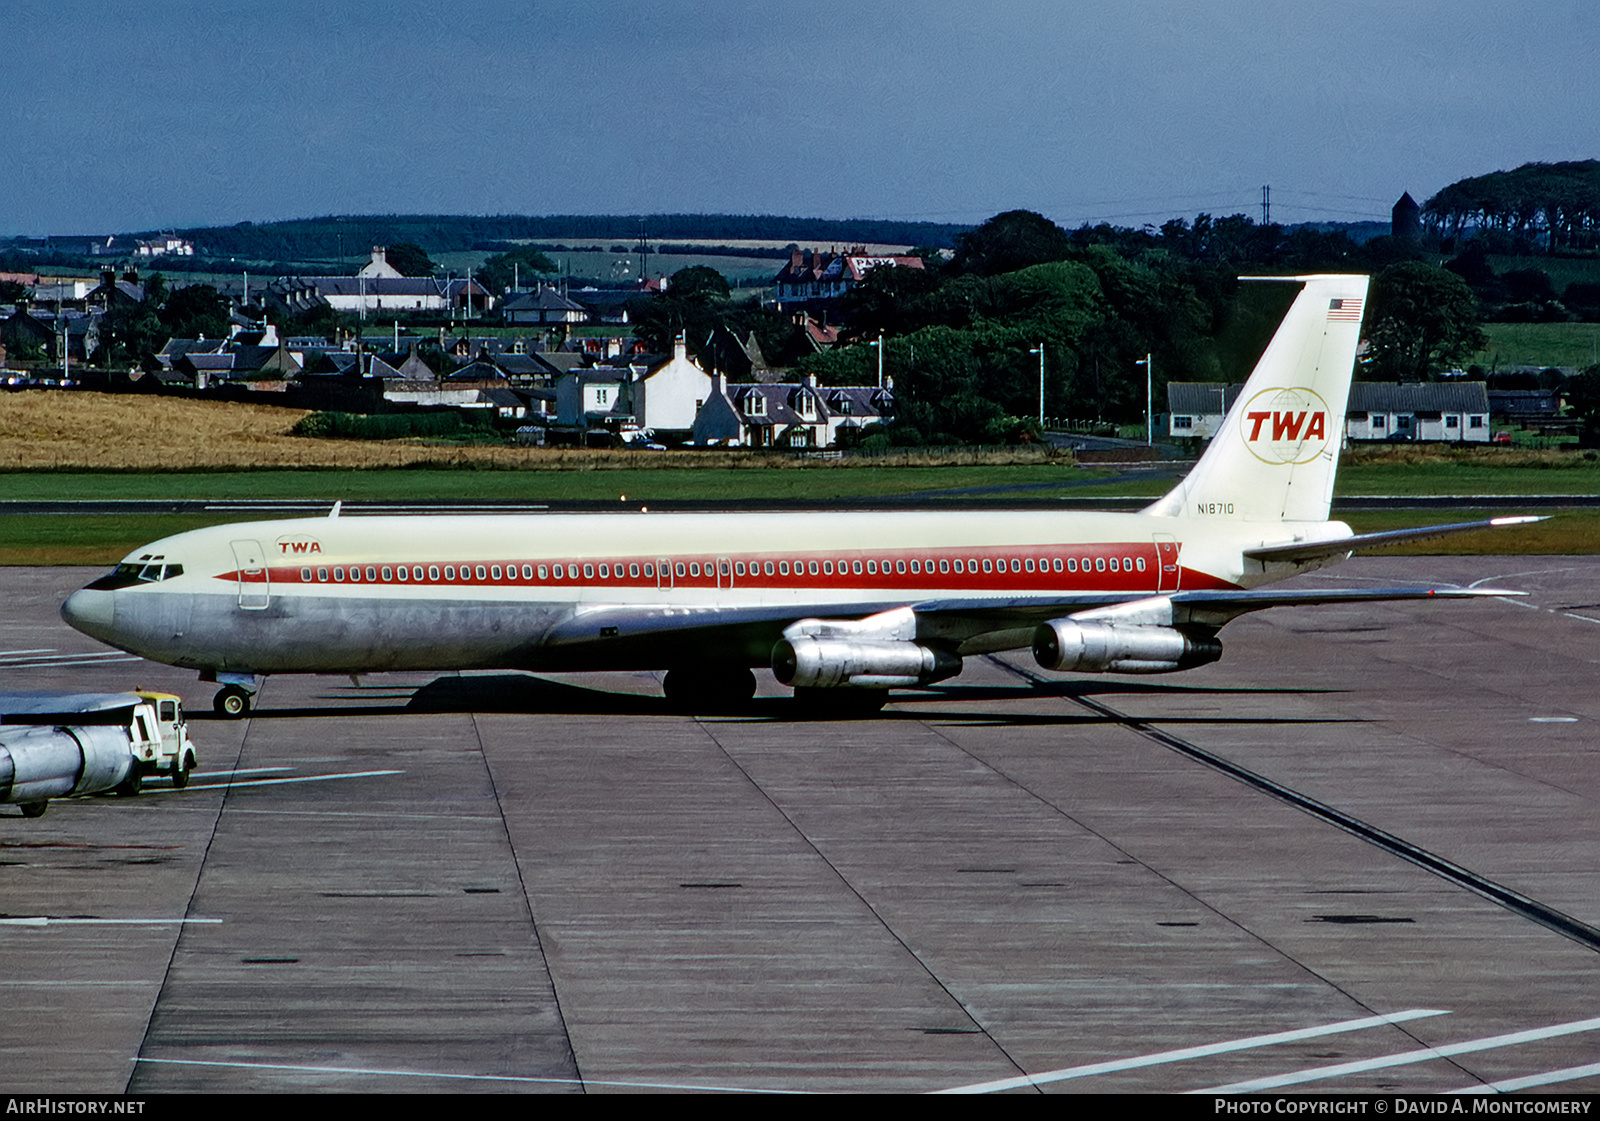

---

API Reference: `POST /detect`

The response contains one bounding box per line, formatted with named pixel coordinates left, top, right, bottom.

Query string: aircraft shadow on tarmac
left=196, top=673, right=1355, bottom=728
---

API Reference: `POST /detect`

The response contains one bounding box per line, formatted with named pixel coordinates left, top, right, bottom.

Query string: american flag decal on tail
left=1327, top=297, right=1363, bottom=322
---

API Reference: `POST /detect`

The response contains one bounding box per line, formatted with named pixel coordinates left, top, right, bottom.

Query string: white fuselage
left=59, top=507, right=1346, bottom=677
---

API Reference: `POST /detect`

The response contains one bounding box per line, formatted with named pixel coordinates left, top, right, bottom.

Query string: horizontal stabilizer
left=1244, top=516, right=1547, bottom=565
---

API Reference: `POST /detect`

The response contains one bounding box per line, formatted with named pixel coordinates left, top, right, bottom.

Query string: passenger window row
left=288, top=552, right=1150, bottom=585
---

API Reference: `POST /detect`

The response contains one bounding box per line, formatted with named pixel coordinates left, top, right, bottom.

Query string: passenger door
left=231, top=540, right=270, bottom=609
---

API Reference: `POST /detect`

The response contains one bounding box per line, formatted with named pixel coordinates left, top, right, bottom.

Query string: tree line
left=1425, top=161, right=1600, bottom=253
left=643, top=209, right=1489, bottom=446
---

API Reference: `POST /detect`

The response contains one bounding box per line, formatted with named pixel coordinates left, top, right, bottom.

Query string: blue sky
left=4, top=0, right=1596, bottom=236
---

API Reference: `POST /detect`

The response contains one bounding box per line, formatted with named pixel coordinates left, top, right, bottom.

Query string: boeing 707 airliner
left=61, top=275, right=1530, bottom=717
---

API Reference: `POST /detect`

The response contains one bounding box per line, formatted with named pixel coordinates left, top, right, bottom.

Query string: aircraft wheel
left=215, top=686, right=252, bottom=718
left=19, top=801, right=47, bottom=819
left=792, top=687, right=890, bottom=718
left=663, top=666, right=758, bottom=713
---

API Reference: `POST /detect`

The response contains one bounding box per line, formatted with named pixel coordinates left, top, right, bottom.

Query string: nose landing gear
left=214, top=684, right=253, bottom=717
left=204, top=672, right=261, bottom=719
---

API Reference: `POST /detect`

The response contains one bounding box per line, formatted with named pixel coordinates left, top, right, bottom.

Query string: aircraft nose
left=61, top=588, right=116, bottom=641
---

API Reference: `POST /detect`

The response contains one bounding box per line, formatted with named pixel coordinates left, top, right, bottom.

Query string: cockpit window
left=84, top=562, right=184, bottom=591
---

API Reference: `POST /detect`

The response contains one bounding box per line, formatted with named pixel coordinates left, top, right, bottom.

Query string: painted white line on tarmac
left=232, top=808, right=499, bottom=822
left=937, top=1009, right=1449, bottom=1094
left=135, top=1056, right=801, bottom=1094
left=1530, top=716, right=1579, bottom=723
left=1560, top=612, right=1600, bottom=624
left=1450, top=1059, right=1600, bottom=1094
left=0, top=648, right=56, bottom=657
left=187, top=769, right=404, bottom=790
left=0, top=654, right=145, bottom=668
left=1195, top=1014, right=1600, bottom=1094
left=0, top=921, right=220, bottom=927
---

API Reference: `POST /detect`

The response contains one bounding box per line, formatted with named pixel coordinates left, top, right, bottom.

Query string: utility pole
left=1030, top=343, right=1045, bottom=428
left=1262, top=185, right=1271, bottom=225
left=1136, top=354, right=1153, bottom=445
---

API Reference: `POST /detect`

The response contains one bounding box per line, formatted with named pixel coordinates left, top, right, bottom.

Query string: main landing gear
left=662, top=666, right=758, bottom=713
left=791, top=686, right=890, bottom=717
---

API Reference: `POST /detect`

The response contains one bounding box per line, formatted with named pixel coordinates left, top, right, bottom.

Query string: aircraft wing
left=533, top=585, right=1520, bottom=665
left=1244, top=516, right=1546, bottom=565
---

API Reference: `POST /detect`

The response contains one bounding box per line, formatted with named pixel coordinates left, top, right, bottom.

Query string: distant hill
left=157, top=214, right=971, bottom=265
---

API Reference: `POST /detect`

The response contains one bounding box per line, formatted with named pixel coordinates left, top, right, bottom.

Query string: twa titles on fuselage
left=61, top=276, right=1531, bottom=717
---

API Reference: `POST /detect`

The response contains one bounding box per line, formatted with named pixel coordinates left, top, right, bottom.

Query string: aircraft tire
left=19, top=801, right=47, bottom=818
left=215, top=686, right=252, bottom=718
left=792, top=687, right=890, bottom=718
left=663, top=666, right=758, bottom=713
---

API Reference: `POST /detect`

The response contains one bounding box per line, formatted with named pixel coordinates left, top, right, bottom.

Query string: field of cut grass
left=1475, top=321, right=1600, bottom=369
left=8, top=507, right=1588, bottom=568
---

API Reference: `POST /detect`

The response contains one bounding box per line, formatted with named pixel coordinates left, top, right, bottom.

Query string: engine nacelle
left=1032, top=620, right=1222, bottom=675
left=0, top=725, right=134, bottom=804
left=773, top=638, right=962, bottom=690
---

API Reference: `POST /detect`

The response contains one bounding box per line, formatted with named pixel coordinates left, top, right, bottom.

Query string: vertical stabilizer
left=1145, top=274, right=1368, bottom=524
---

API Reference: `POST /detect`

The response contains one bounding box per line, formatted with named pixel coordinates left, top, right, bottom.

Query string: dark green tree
left=665, top=264, right=730, bottom=301
left=950, top=210, right=1074, bottom=277
left=1564, top=364, right=1600, bottom=444
left=1365, top=262, right=1487, bottom=380
left=478, top=245, right=559, bottom=293
left=160, top=283, right=230, bottom=340
left=384, top=242, right=437, bottom=277
left=630, top=266, right=733, bottom=353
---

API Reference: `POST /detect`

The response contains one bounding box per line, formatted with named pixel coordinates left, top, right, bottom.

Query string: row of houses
left=128, top=319, right=894, bottom=447
left=1166, top=381, right=1510, bottom=443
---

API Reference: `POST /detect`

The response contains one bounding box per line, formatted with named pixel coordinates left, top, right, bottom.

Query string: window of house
left=746, top=394, right=766, bottom=416
left=1469, top=415, right=1485, bottom=428
left=1445, top=414, right=1459, bottom=428
left=1174, top=415, right=1193, bottom=430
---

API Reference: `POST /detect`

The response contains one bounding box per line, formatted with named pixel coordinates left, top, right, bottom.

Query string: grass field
left=5, top=508, right=1582, bottom=567
left=1475, top=321, right=1600, bottom=369
left=5, top=392, right=1599, bottom=564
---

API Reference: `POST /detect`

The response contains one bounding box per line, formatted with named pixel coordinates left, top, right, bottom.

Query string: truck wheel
left=19, top=801, right=47, bottom=818
left=171, top=763, right=190, bottom=789
left=115, top=769, right=143, bottom=796
left=215, top=686, right=251, bottom=718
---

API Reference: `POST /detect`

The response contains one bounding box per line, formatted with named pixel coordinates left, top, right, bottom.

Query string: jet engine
left=772, top=638, right=962, bottom=690
left=1032, top=619, right=1221, bottom=675
left=0, top=725, right=135, bottom=811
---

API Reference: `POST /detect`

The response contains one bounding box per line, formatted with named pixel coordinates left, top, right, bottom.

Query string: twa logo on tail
left=1240, top=387, right=1331, bottom=465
